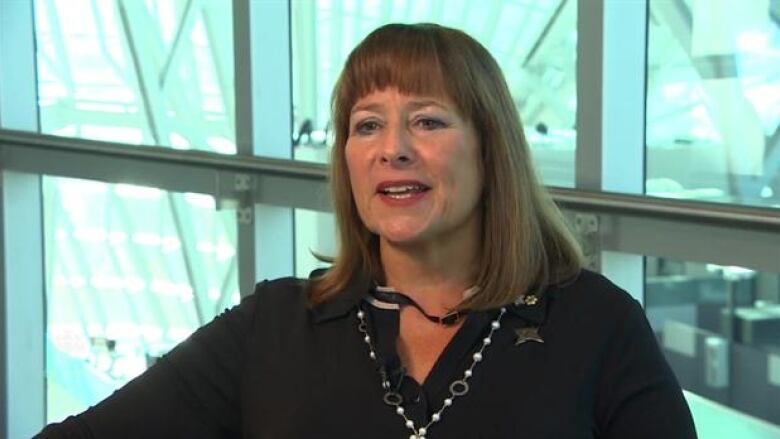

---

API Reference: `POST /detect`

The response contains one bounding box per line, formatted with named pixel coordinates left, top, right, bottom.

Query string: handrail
left=550, top=187, right=780, bottom=231
left=2, top=128, right=780, bottom=231
left=0, top=128, right=327, bottom=179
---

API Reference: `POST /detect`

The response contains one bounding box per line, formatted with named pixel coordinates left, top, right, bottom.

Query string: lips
left=375, top=180, right=431, bottom=198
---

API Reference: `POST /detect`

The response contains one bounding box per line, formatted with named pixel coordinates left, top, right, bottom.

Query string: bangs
left=334, top=24, right=473, bottom=122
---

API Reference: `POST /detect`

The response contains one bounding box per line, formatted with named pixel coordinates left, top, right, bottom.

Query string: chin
left=376, top=222, right=428, bottom=246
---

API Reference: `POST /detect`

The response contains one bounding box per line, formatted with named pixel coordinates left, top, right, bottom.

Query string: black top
left=36, top=269, right=697, bottom=438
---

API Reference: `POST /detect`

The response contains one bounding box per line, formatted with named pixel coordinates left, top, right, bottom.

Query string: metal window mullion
left=576, top=0, right=648, bottom=304
left=116, top=0, right=171, bottom=145
left=234, top=0, right=294, bottom=296
left=0, top=0, right=45, bottom=435
left=158, top=0, right=198, bottom=90
left=291, top=0, right=317, bottom=135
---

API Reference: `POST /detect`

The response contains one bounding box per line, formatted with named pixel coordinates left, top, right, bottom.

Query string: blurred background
left=0, top=0, right=779, bottom=437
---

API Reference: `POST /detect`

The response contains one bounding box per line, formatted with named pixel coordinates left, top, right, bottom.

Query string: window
left=646, top=0, right=780, bottom=208
left=294, top=208, right=336, bottom=279
left=646, top=256, right=780, bottom=434
left=35, top=0, right=235, bottom=152
left=43, top=176, right=238, bottom=421
left=291, top=0, right=577, bottom=187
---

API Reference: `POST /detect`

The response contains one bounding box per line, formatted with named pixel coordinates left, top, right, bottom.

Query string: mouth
left=376, top=181, right=431, bottom=200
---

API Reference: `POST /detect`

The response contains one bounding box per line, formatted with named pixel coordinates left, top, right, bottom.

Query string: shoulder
left=551, top=269, right=641, bottom=316
left=247, top=276, right=312, bottom=318
left=251, top=276, right=308, bottom=301
left=541, top=269, right=646, bottom=342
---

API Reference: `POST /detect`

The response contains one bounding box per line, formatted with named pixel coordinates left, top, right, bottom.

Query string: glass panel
left=291, top=0, right=577, bottom=187
left=645, top=256, right=780, bottom=435
left=43, top=176, right=239, bottom=422
left=646, top=0, right=780, bottom=208
left=294, top=208, right=336, bottom=279
left=34, top=0, right=235, bottom=153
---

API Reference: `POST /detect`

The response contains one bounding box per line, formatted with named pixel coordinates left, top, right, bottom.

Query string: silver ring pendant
left=383, top=391, right=403, bottom=406
left=449, top=380, right=469, bottom=396
left=358, top=322, right=367, bottom=332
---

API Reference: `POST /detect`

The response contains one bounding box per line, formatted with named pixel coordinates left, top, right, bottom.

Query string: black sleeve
left=34, top=282, right=263, bottom=439
left=596, top=299, right=698, bottom=439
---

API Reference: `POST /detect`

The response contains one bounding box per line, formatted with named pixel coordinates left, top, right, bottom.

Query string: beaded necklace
left=356, top=306, right=507, bottom=439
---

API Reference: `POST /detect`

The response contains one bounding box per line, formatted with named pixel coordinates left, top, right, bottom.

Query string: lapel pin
left=522, top=294, right=538, bottom=306
left=514, top=327, right=544, bottom=346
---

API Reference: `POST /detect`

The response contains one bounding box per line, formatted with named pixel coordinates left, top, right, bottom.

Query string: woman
left=37, top=23, right=696, bottom=438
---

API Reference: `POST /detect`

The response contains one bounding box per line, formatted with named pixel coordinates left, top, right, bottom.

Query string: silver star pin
left=514, top=327, right=544, bottom=346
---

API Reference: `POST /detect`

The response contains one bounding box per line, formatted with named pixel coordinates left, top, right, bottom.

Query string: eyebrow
left=350, top=99, right=449, bottom=116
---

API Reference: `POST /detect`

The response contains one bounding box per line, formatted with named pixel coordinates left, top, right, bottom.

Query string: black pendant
left=514, top=327, right=544, bottom=346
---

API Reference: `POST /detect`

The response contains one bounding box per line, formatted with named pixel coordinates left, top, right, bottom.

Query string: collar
left=504, top=290, right=552, bottom=326
left=310, top=268, right=554, bottom=327
left=311, top=269, right=374, bottom=324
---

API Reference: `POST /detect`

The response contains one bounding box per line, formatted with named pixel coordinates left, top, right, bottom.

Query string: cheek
left=344, top=149, right=369, bottom=203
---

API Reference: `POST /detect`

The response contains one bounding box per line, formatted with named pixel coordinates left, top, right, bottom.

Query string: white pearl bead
left=432, top=413, right=441, bottom=422
left=444, top=398, right=452, bottom=406
left=464, top=369, right=472, bottom=377
left=406, top=420, right=414, bottom=428
left=357, top=310, right=364, bottom=318
left=500, top=307, right=506, bottom=313
left=369, top=351, right=376, bottom=359
left=410, top=435, right=417, bottom=439
left=483, top=337, right=491, bottom=345
left=396, top=406, right=404, bottom=415
left=364, top=335, right=370, bottom=343
left=473, top=352, right=482, bottom=361
left=419, top=427, right=427, bottom=435
left=491, top=321, right=500, bottom=329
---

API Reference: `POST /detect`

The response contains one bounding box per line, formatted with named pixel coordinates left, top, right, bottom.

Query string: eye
left=415, top=117, right=447, bottom=130
left=353, top=119, right=381, bottom=135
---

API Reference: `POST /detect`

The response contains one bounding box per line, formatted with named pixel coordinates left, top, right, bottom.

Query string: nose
left=379, top=123, right=416, bottom=167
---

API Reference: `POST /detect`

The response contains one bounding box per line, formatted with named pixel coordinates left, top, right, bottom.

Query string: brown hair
left=309, top=23, right=582, bottom=310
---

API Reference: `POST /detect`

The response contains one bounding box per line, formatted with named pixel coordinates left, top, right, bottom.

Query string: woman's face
left=345, top=88, right=483, bottom=249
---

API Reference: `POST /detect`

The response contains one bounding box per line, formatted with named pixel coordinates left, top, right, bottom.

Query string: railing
left=2, top=128, right=779, bottom=272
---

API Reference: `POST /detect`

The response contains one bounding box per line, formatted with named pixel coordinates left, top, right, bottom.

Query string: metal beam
left=233, top=0, right=295, bottom=294
left=522, top=0, right=568, bottom=68
left=576, top=0, right=649, bottom=301
left=0, top=0, right=45, bottom=436
left=551, top=188, right=780, bottom=231
left=3, top=128, right=780, bottom=229
left=575, top=0, right=604, bottom=192
left=554, top=186, right=780, bottom=273
left=597, top=213, right=780, bottom=275
left=2, top=129, right=779, bottom=275
left=0, top=172, right=46, bottom=437
left=116, top=0, right=169, bottom=145
left=159, top=0, right=198, bottom=88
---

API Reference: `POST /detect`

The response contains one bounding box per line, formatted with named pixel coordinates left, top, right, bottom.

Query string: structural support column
left=576, top=0, right=648, bottom=303
left=234, top=0, right=294, bottom=295
left=0, top=0, right=45, bottom=436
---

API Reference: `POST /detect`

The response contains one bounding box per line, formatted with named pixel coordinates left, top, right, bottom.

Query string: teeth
left=384, top=185, right=414, bottom=193
left=382, top=185, right=424, bottom=194
left=387, top=192, right=414, bottom=199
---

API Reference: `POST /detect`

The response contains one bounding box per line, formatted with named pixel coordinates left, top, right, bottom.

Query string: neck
left=379, top=230, right=480, bottom=313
